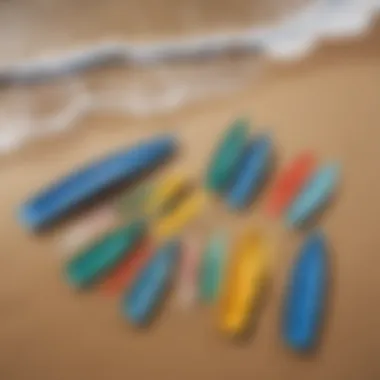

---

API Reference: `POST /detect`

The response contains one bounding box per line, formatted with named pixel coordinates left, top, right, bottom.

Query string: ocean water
left=0, top=0, right=378, bottom=154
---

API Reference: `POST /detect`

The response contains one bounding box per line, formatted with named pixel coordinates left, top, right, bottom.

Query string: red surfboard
left=265, top=152, right=316, bottom=217
left=99, top=238, right=153, bottom=296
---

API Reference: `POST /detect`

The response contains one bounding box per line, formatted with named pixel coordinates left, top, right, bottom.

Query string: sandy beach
left=0, top=2, right=380, bottom=379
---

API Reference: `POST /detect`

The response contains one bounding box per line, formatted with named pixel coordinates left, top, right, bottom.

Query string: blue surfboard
left=227, top=134, right=272, bottom=209
left=287, top=163, right=340, bottom=227
left=122, top=240, right=180, bottom=326
left=19, top=135, right=176, bottom=230
left=283, top=230, right=328, bottom=351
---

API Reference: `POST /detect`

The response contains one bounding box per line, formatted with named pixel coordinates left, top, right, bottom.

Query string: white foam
left=0, top=0, right=379, bottom=153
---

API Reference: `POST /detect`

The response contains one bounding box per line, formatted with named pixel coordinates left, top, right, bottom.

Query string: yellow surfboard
left=218, top=230, right=269, bottom=336
left=145, top=173, right=188, bottom=217
left=153, top=190, right=206, bottom=241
